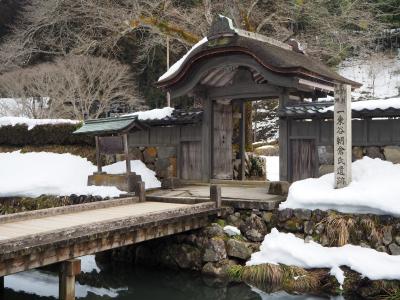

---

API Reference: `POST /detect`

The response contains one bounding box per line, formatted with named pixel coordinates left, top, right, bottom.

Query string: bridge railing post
left=210, top=185, right=221, bottom=210
left=136, top=181, right=146, bottom=202
left=59, top=259, right=81, bottom=300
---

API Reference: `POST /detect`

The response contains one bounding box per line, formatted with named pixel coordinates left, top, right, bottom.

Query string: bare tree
left=0, top=55, right=141, bottom=119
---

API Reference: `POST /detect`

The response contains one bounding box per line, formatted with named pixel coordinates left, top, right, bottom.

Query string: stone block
left=143, top=147, right=158, bottom=163
left=226, top=239, right=252, bottom=260
left=384, top=146, right=400, bottom=164
left=203, top=237, right=227, bottom=262
left=157, top=146, right=177, bottom=159
left=88, top=173, right=142, bottom=192
left=318, top=146, right=334, bottom=165
left=268, top=181, right=290, bottom=195
left=352, top=146, right=364, bottom=161
left=389, top=243, right=400, bottom=255
left=319, top=164, right=334, bottom=177
left=365, top=146, right=384, bottom=160
left=382, top=226, right=393, bottom=245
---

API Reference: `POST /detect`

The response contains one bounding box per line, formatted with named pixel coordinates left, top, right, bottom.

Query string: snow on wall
left=0, top=116, right=79, bottom=130
left=280, top=157, right=400, bottom=216
left=247, top=228, right=400, bottom=287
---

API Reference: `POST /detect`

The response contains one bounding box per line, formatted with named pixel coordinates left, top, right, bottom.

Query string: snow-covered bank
left=280, top=157, right=400, bottom=216
left=0, top=116, right=79, bottom=130
left=0, top=151, right=160, bottom=198
left=247, top=229, right=400, bottom=286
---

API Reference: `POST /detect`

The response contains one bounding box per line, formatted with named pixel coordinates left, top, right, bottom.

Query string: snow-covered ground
left=280, top=157, right=400, bottom=216
left=0, top=151, right=160, bottom=198
left=0, top=116, right=79, bottom=130
left=262, top=156, right=280, bottom=181
left=247, top=229, right=400, bottom=288
left=122, top=107, right=174, bottom=120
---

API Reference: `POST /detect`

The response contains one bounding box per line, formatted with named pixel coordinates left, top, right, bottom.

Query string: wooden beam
left=240, top=101, right=246, bottom=180
left=95, top=136, right=102, bottom=173
left=279, top=90, right=290, bottom=181
left=201, top=97, right=212, bottom=181
left=59, top=259, right=81, bottom=300
left=123, top=134, right=131, bottom=174
left=136, top=181, right=146, bottom=202
left=207, top=83, right=281, bottom=100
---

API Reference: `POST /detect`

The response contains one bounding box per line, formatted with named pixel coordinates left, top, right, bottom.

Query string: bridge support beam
left=59, top=259, right=81, bottom=300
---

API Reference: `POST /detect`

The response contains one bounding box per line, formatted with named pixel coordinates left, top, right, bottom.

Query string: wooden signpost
left=334, top=84, right=352, bottom=188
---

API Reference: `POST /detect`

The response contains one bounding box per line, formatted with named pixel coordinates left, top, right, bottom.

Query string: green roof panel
left=74, top=115, right=138, bottom=135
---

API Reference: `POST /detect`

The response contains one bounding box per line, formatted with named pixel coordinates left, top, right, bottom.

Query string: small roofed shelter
left=74, top=109, right=204, bottom=190
left=156, top=15, right=361, bottom=182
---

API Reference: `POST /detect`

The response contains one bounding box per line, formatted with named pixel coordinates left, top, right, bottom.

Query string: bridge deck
left=0, top=202, right=189, bottom=241
left=0, top=198, right=218, bottom=277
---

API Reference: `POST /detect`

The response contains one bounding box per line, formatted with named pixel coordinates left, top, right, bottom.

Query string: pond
left=3, top=256, right=344, bottom=300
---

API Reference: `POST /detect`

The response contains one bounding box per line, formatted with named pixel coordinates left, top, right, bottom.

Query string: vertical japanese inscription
left=334, top=84, right=352, bottom=188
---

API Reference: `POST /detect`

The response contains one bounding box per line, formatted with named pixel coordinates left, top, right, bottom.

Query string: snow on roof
left=0, top=116, right=79, bottom=130
left=280, top=157, right=400, bottom=216
left=158, top=37, right=208, bottom=82
left=322, top=97, right=400, bottom=112
left=122, top=107, right=174, bottom=120
left=247, top=228, right=400, bottom=287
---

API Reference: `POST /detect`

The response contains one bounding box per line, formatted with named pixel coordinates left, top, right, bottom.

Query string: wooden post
left=59, top=259, right=81, bottom=300
left=123, top=133, right=131, bottom=174
left=136, top=181, right=146, bottom=202
left=239, top=101, right=246, bottom=180
left=279, top=91, right=290, bottom=181
left=95, top=136, right=102, bottom=173
left=334, top=84, right=352, bottom=188
left=210, top=185, right=221, bottom=209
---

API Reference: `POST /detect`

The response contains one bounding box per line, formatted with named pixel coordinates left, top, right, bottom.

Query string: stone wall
left=318, top=145, right=400, bottom=176
left=117, top=146, right=177, bottom=180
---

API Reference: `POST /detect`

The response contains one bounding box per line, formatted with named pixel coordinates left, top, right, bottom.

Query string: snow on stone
left=250, top=286, right=344, bottom=300
left=0, top=116, right=79, bottom=130
left=102, top=160, right=161, bottom=189
left=158, top=37, right=208, bottom=82
left=321, top=97, right=400, bottom=113
left=122, top=107, right=174, bottom=120
left=280, top=157, right=400, bottom=216
left=247, top=228, right=400, bottom=286
left=0, top=151, right=123, bottom=198
left=261, top=156, right=279, bottom=181
left=224, top=225, right=241, bottom=236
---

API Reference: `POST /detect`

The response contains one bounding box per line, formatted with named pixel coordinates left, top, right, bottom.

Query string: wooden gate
left=212, top=103, right=233, bottom=179
left=290, top=139, right=317, bottom=182
left=180, top=141, right=202, bottom=180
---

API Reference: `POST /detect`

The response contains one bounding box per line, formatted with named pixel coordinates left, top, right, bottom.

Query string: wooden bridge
left=0, top=187, right=221, bottom=300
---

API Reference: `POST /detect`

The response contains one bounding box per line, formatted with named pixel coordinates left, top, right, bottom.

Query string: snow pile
left=0, top=151, right=123, bottom=198
left=224, top=225, right=241, bottom=236
left=103, top=160, right=161, bottom=189
left=0, top=151, right=161, bottom=197
left=158, top=37, right=208, bottom=81
left=123, top=107, right=174, bottom=120
left=321, top=98, right=400, bottom=113
left=247, top=229, right=400, bottom=287
left=281, top=157, right=400, bottom=216
left=262, top=156, right=279, bottom=181
left=0, top=116, right=79, bottom=130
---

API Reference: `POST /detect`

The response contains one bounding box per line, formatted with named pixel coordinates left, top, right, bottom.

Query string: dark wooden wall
left=284, top=117, right=400, bottom=181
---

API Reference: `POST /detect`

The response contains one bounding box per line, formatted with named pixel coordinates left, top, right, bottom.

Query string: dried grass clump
left=360, top=217, right=381, bottom=244
left=377, top=288, right=400, bottom=300
left=281, top=265, right=321, bottom=292
left=241, top=264, right=283, bottom=285
left=321, top=213, right=355, bottom=246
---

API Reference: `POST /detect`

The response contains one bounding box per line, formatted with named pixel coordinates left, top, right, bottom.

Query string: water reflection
left=4, top=256, right=344, bottom=300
